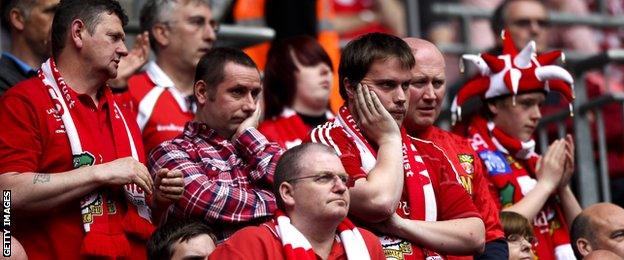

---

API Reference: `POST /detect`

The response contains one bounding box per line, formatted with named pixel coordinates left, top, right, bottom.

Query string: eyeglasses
left=162, top=16, right=220, bottom=32
left=286, top=172, right=350, bottom=185
left=510, top=18, right=550, bottom=29
left=507, top=234, right=538, bottom=246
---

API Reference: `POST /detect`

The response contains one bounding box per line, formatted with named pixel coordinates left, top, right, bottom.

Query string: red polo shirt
left=0, top=78, right=147, bottom=260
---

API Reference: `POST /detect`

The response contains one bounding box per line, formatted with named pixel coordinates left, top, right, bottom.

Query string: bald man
left=402, top=38, right=507, bottom=260
left=571, top=203, right=624, bottom=259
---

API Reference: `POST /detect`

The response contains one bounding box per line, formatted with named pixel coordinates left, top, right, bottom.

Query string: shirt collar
left=184, top=121, right=228, bottom=143
left=145, top=61, right=175, bottom=88
left=2, top=52, right=36, bottom=75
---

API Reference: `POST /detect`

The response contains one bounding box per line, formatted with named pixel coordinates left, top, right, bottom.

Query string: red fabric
left=466, top=117, right=572, bottom=260
left=330, top=107, right=433, bottom=223
left=258, top=111, right=318, bottom=149
left=416, top=126, right=505, bottom=243
left=209, top=221, right=386, bottom=260
left=305, top=106, right=480, bottom=259
left=126, top=72, right=194, bottom=155
left=0, top=78, right=147, bottom=260
left=415, top=127, right=505, bottom=260
left=39, top=59, right=152, bottom=257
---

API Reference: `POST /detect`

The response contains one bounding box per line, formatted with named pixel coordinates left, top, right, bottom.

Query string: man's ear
left=487, top=101, right=499, bottom=116
left=344, top=78, right=356, bottom=101
left=194, top=80, right=208, bottom=105
left=279, top=182, right=295, bottom=208
left=8, top=8, right=25, bottom=31
left=151, top=23, right=170, bottom=48
left=70, top=19, right=86, bottom=49
left=576, top=238, right=594, bottom=257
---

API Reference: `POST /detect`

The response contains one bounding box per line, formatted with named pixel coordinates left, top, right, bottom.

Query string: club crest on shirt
left=457, top=154, right=475, bottom=175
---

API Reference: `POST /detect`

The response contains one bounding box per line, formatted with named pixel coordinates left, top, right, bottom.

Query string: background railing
left=429, top=1, right=624, bottom=207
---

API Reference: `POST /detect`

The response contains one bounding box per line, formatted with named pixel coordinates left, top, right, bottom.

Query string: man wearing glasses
left=491, top=0, right=550, bottom=54
left=210, top=143, right=386, bottom=259
left=307, top=32, right=485, bottom=259
left=149, top=47, right=283, bottom=242
left=126, top=0, right=218, bottom=156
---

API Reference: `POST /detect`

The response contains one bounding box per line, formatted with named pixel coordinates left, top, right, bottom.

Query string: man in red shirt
left=0, top=0, right=180, bottom=259
left=126, top=0, right=217, bottom=155
left=307, top=32, right=485, bottom=259
left=210, top=143, right=385, bottom=259
left=402, top=38, right=508, bottom=259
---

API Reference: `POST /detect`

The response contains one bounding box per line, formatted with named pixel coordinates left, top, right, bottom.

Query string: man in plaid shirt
left=149, top=47, right=283, bottom=242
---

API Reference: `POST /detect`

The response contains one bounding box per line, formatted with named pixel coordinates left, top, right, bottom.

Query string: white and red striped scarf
left=39, top=58, right=154, bottom=258
left=334, top=106, right=437, bottom=221
left=273, top=210, right=370, bottom=260
left=334, top=106, right=445, bottom=258
left=468, top=116, right=575, bottom=260
left=470, top=116, right=539, bottom=169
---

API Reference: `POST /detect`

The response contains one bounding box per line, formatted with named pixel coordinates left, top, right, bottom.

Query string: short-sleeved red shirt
left=305, top=107, right=480, bottom=259
left=416, top=126, right=505, bottom=242
left=0, top=78, right=147, bottom=260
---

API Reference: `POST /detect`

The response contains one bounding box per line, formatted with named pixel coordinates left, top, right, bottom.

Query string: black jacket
left=0, top=55, right=36, bottom=97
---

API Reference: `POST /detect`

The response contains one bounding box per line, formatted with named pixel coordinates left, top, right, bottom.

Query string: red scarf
left=39, top=58, right=154, bottom=258
left=467, top=116, right=573, bottom=260
left=336, top=106, right=441, bottom=259
left=273, top=210, right=371, bottom=260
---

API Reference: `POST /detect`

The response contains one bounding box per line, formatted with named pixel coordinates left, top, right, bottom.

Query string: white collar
left=145, top=61, right=175, bottom=89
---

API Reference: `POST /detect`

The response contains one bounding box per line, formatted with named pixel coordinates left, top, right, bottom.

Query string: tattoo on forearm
left=33, top=173, right=51, bottom=184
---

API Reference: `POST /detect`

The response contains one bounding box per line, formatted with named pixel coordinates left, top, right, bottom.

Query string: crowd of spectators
left=0, top=0, right=623, bottom=259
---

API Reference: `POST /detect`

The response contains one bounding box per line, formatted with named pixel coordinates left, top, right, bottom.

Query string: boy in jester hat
left=452, top=29, right=582, bottom=260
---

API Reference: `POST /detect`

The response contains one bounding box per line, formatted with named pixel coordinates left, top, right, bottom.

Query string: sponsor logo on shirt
left=156, top=123, right=184, bottom=132
left=379, top=235, right=413, bottom=259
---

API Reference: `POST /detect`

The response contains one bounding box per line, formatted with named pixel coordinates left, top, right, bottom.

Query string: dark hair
left=338, top=32, right=415, bottom=101
left=571, top=212, right=594, bottom=259
left=1, top=0, right=36, bottom=31
left=194, top=47, right=258, bottom=94
left=139, top=0, right=211, bottom=54
left=50, top=0, right=128, bottom=60
left=491, top=0, right=547, bottom=37
left=500, top=211, right=534, bottom=240
left=263, top=35, right=333, bottom=119
left=272, top=143, right=337, bottom=211
left=146, top=219, right=217, bottom=260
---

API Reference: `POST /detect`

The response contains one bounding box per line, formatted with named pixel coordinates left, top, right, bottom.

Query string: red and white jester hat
left=451, top=30, right=575, bottom=123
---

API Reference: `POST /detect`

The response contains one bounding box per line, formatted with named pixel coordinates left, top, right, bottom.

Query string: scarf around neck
left=39, top=58, right=154, bottom=258
left=335, top=106, right=444, bottom=259
left=336, top=106, right=436, bottom=221
left=468, top=116, right=573, bottom=260
left=273, top=210, right=370, bottom=260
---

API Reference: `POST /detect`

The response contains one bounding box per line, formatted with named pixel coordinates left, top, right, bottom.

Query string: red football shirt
left=0, top=78, right=147, bottom=259
left=127, top=62, right=195, bottom=155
